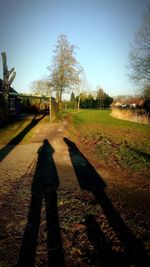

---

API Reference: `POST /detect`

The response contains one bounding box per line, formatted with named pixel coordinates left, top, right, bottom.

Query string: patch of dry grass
left=111, top=108, right=150, bottom=124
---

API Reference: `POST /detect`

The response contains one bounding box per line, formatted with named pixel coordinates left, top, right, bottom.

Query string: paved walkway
left=0, top=117, right=78, bottom=197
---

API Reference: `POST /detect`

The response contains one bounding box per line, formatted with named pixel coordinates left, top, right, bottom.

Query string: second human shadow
left=64, top=137, right=149, bottom=267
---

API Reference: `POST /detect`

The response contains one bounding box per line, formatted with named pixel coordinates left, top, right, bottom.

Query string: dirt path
left=0, top=116, right=150, bottom=267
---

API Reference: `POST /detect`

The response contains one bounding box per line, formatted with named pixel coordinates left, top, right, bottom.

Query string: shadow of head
left=38, top=139, right=55, bottom=155
left=32, top=139, right=59, bottom=194
left=43, top=138, right=51, bottom=146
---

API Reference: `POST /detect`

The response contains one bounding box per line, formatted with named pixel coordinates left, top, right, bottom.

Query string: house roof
left=114, top=101, right=122, bottom=107
left=0, top=79, right=18, bottom=94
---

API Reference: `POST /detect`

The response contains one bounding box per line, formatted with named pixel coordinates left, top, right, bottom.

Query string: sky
left=0, top=0, right=149, bottom=97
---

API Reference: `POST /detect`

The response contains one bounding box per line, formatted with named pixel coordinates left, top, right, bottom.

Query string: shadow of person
left=64, top=137, right=150, bottom=267
left=17, top=139, right=64, bottom=267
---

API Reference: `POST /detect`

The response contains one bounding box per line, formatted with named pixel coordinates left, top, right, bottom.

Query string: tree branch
left=9, top=71, right=16, bottom=85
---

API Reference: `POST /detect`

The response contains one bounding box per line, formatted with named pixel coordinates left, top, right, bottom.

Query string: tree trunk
left=1, top=52, right=16, bottom=124
left=77, top=95, right=82, bottom=110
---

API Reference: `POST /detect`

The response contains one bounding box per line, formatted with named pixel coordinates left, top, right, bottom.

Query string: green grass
left=63, top=109, right=150, bottom=172
left=72, top=109, right=149, bottom=128
left=57, top=109, right=79, bottom=120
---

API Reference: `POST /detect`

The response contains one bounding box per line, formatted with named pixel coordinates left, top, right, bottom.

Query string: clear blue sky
left=0, top=0, right=149, bottom=97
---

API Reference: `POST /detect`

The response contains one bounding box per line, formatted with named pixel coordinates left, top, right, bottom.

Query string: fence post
left=49, top=96, right=51, bottom=122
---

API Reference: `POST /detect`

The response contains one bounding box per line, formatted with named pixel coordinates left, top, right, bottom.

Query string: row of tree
left=68, top=89, right=113, bottom=109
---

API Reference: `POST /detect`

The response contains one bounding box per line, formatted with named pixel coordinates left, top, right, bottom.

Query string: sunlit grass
left=63, top=109, right=150, bottom=172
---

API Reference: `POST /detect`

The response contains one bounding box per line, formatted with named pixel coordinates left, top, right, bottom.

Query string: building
left=0, top=79, right=20, bottom=124
left=0, top=78, right=58, bottom=125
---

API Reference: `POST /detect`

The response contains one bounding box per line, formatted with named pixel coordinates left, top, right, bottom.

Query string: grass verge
left=62, top=109, right=150, bottom=173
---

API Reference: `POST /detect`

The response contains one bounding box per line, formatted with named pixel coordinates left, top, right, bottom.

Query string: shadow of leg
left=45, top=190, right=64, bottom=267
left=85, top=214, right=126, bottom=267
left=17, top=193, right=42, bottom=267
left=94, top=189, right=150, bottom=266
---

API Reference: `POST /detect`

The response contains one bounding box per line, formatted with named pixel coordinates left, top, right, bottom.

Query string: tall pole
left=49, top=95, right=52, bottom=122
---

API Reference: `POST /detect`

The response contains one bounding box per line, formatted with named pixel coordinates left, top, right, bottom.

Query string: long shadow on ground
left=64, top=137, right=150, bottom=267
left=17, top=139, right=64, bottom=267
left=0, top=115, right=45, bottom=162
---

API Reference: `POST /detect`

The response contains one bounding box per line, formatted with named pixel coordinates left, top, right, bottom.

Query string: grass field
left=62, top=109, right=150, bottom=173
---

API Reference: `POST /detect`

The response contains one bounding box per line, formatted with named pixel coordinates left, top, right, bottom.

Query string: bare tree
left=30, top=79, right=52, bottom=96
left=75, top=72, right=90, bottom=110
left=128, top=7, right=150, bottom=85
left=49, top=34, right=82, bottom=108
left=1, top=52, right=16, bottom=123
